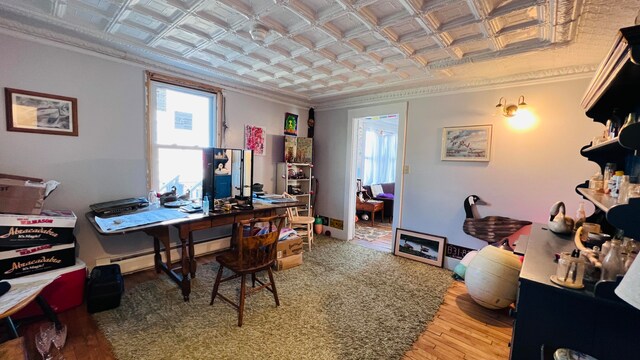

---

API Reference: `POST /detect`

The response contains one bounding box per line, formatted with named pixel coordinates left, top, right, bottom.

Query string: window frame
left=145, top=71, right=223, bottom=192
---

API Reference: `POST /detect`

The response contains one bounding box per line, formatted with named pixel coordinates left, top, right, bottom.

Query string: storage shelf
left=577, top=188, right=620, bottom=212
left=581, top=138, right=619, bottom=153
left=581, top=25, right=640, bottom=123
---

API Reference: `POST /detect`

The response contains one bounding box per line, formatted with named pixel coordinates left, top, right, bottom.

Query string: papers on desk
left=95, top=208, right=188, bottom=233
left=0, top=273, right=58, bottom=314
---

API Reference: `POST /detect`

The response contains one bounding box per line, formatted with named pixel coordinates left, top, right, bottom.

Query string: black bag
left=86, top=264, right=124, bottom=313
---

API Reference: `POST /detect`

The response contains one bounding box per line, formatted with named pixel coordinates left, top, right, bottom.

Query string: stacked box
left=274, top=252, right=303, bottom=271
left=0, top=210, right=76, bottom=250
left=274, top=234, right=303, bottom=271
left=276, top=235, right=303, bottom=259
left=0, top=178, right=46, bottom=215
left=0, top=241, right=76, bottom=279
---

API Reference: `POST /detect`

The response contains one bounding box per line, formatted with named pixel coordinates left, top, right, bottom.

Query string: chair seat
left=291, top=216, right=314, bottom=224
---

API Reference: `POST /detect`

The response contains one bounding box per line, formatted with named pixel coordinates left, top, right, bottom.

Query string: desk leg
left=144, top=228, right=186, bottom=300
left=4, top=317, right=18, bottom=339
left=35, top=295, right=61, bottom=330
left=179, top=236, right=191, bottom=301
left=153, top=237, right=161, bottom=274
left=371, top=209, right=375, bottom=226
left=188, top=231, right=197, bottom=278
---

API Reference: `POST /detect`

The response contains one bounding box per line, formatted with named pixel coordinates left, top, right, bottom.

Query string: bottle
left=610, top=171, right=624, bottom=198
left=618, top=175, right=630, bottom=203
left=601, top=239, right=624, bottom=281
left=589, top=171, right=604, bottom=192
left=574, top=202, right=586, bottom=231
left=603, top=163, right=616, bottom=194
left=621, top=112, right=637, bottom=131
left=202, top=196, right=210, bottom=216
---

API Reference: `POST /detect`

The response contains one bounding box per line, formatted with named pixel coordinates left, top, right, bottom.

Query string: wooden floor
left=11, top=256, right=513, bottom=360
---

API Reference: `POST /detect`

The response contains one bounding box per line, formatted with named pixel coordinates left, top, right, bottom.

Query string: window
left=146, top=72, right=221, bottom=200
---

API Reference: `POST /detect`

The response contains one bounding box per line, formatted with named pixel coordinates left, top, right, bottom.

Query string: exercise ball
left=465, top=245, right=521, bottom=309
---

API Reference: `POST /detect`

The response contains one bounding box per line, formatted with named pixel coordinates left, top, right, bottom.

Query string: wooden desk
left=356, top=200, right=384, bottom=226
left=87, top=202, right=299, bottom=301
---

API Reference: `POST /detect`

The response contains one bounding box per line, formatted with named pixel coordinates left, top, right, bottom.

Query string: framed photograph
left=284, top=112, right=298, bottom=136
left=441, top=125, right=491, bottom=161
left=5, top=88, right=78, bottom=136
left=244, top=124, right=266, bottom=156
left=394, top=228, right=446, bottom=267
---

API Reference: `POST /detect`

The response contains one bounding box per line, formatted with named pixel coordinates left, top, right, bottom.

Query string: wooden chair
left=283, top=192, right=315, bottom=251
left=210, top=215, right=285, bottom=327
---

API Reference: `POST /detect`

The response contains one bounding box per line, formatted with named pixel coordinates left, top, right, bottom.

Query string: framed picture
left=244, top=124, right=266, bottom=156
left=5, top=88, right=78, bottom=136
left=284, top=112, right=298, bottom=136
left=441, top=125, right=492, bottom=161
left=394, top=228, right=446, bottom=267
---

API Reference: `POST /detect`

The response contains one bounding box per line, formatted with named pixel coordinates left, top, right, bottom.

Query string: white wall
left=316, top=78, right=603, bottom=268
left=0, top=33, right=307, bottom=268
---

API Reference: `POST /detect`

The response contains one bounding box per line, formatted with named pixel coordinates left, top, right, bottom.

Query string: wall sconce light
left=496, top=96, right=527, bottom=117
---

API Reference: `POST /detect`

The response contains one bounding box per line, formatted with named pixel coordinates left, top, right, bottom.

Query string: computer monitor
left=202, top=148, right=253, bottom=210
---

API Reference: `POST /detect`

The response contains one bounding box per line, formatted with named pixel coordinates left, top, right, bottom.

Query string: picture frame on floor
left=394, top=228, right=445, bottom=267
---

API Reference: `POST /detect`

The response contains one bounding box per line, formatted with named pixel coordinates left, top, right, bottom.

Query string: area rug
left=354, top=222, right=393, bottom=242
left=93, top=235, right=452, bottom=360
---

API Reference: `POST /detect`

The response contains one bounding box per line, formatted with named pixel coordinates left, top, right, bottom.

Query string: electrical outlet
left=403, top=165, right=410, bottom=174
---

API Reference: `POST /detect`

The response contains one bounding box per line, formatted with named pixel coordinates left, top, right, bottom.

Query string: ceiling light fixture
left=250, top=24, right=268, bottom=43
left=495, top=95, right=527, bottom=117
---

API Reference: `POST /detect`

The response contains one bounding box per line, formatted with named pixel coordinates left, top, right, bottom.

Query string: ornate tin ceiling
left=0, top=0, right=638, bottom=107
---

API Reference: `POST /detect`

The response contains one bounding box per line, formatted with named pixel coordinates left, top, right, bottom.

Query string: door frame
left=344, top=102, right=408, bottom=240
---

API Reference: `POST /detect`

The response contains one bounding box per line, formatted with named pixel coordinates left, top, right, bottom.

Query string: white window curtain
left=362, top=129, right=397, bottom=185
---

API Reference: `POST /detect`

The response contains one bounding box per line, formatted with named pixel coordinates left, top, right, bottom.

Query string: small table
left=356, top=200, right=384, bottom=226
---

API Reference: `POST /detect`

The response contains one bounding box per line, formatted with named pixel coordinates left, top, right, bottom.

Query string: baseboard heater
left=95, top=236, right=231, bottom=274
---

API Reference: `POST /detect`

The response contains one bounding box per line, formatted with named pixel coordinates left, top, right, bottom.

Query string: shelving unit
left=276, top=162, right=312, bottom=215
left=511, top=25, right=640, bottom=360
left=577, top=25, right=640, bottom=240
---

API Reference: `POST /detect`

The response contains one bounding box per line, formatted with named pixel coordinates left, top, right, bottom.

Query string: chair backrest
left=234, top=215, right=285, bottom=269
left=282, top=192, right=299, bottom=218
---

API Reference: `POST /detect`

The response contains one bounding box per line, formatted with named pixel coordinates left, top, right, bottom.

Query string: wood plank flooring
left=11, top=255, right=513, bottom=360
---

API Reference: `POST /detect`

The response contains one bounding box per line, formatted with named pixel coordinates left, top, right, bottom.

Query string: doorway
left=344, top=102, right=407, bottom=252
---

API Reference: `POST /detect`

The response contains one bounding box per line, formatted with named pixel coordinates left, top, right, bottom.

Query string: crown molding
left=0, top=8, right=312, bottom=109
left=312, top=65, right=596, bottom=111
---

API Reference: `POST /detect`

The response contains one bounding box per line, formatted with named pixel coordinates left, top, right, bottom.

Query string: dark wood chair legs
left=267, top=268, right=279, bottom=306
left=210, top=265, right=281, bottom=327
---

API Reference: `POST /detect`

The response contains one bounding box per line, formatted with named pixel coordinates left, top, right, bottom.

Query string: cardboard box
left=0, top=177, right=46, bottom=215
left=277, top=236, right=303, bottom=259
left=0, top=242, right=76, bottom=280
left=274, top=252, right=303, bottom=271
left=13, top=259, right=87, bottom=319
left=0, top=210, right=76, bottom=249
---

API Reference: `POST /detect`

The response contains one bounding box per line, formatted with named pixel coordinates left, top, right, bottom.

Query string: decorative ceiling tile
left=0, top=0, right=634, bottom=105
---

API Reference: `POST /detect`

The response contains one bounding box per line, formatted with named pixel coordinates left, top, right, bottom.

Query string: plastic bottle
left=202, top=196, right=210, bottom=215
left=618, top=175, right=630, bottom=203
left=601, top=239, right=624, bottom=281
left=603, top=163, right=616, bottom=194
left=574, top=202, right=586, bottom=231
left=610, top=171, right=624, bottom=198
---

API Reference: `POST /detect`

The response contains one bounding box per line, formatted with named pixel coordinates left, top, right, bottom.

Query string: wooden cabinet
left=276, top=163, right=312, bottom=214
left=510, top=226, right=640, bottom=360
